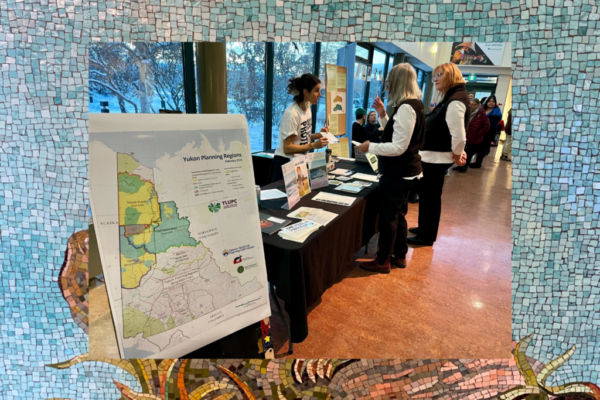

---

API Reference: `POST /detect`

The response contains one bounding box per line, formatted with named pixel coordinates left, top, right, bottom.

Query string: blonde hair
left=386, top=63, right=422, bottom=108
left=433, top=63, right=465, bottom=94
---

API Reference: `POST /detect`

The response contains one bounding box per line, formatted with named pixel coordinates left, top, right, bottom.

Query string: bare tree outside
left=88, top=43, right=185, bottom=113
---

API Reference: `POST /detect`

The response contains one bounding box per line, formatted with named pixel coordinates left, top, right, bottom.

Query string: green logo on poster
left=208, top=202, right=221, bottom=213
left=237, top=266, right=244, bottom=274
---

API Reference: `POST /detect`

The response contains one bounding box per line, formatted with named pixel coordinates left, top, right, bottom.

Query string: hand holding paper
left=321, top=131, right=339, bottom=143
left=355, top=140, right=370, bottom=154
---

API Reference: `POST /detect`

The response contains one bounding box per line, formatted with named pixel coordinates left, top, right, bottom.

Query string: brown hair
left=287, top=74, right=321, bottom=104
left=433, top=63, right=465, bottom=94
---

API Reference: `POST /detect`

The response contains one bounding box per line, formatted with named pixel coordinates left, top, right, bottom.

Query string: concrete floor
left=89, top=149, right=511, bottom=360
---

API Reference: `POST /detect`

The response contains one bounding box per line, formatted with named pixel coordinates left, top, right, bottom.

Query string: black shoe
left=470, top=165, right=482, bottom=169
left=457, top=167, right=468, bottom=173
left=390, top=256, right=407, bottom=268
left=408, top=227, right=419, bottom=235
left=452, top=165, right=464, bottom=170
left=407, top=236, right=434, bottom=247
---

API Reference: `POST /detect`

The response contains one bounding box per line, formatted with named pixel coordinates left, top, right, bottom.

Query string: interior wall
left=393, top=42, right=512, bottom=116
left=392, top=42, right=442, bottom=70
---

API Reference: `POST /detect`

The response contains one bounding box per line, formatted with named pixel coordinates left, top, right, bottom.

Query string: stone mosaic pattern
left=59, top=230, right=89, bottom=334
left=41, top=353, right=546, bottom=399
left=1, top=0, right=599, bottom=399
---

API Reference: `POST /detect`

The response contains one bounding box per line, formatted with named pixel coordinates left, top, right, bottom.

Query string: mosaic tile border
left=1, top=0, right=599, bottom=398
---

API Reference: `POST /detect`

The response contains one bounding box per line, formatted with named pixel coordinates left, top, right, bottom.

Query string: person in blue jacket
left=479, top=95, right=503, bottom=163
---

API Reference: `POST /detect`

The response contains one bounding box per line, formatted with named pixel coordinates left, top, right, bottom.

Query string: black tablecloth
left=260, top=160, right=379, bottom=343
left=252, top=150, right=276, bottom=187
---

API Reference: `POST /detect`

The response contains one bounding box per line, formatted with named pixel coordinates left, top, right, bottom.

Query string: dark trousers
left=377, top=175, right=415, bottom=262
left=482, top=130, right=496, bottom=156
left=466, top=143, right=485, bottom=168
left=416, top=162, right=453, bottom=242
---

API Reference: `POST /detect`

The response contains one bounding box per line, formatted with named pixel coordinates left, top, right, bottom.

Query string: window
left=89, top=43, right=185, bottom=113
left=367, top=49, right=386, bottom=112
left=271, top=43, right=316, bottom=150
left=226, top=43, right=266, bottom=153
left=356, top=45, right=369, bottom=61
left=384, top=56, right=394, bottom=109
left=316, top=42, right=347, bottom=131
left=353, top=62, right=369, bottom=117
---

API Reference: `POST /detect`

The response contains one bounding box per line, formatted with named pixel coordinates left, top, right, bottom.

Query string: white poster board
left=89, top=114, right=271, bottom=358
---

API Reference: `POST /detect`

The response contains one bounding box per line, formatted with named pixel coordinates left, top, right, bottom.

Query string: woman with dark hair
left=271, top=74, right=329, bottom=182
left=407, top=62, right=469, bottom=247
left=480, top=95, right=503, bottom=160
left=364, top=111, right=382, bottom=137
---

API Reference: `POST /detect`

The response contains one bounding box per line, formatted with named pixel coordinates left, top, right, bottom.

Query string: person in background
left=271, top=74, right=329, bottom=182
left=352, top=108, right=381, bottom=157
left=500, top=108, right=512, bottom=161
left=407, top=62, right=469, bottom=247
left=482, top=95, right=503, bottom=157
left=355, top=63, right=425, bottom=273
left=454, top=98, right=489, bottom=172
left=468, top=92, right=475, bottom=100
left=364, top=111, right=383, bottom=136
left=480, top=96, right=487, bottom=104
left=494, top=119, right=505, bottom=146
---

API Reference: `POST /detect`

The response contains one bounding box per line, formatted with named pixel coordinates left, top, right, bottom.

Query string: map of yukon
left=117, top=153, right=263, bottom=344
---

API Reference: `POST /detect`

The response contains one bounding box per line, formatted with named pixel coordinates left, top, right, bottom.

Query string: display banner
left=450, top=42, right=506, bottom=65
left=89, top=114, right=271, bottom=358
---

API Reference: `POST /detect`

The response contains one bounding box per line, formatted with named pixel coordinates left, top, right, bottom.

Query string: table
left=252, top=150, right=276, bottom=187
left=260, top=160, right=379, bottom=343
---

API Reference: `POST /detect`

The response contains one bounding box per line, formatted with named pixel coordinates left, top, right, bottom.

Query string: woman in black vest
left=355, top=63, right=425, bottom=274
left=407, top=62, right=469, bottom=247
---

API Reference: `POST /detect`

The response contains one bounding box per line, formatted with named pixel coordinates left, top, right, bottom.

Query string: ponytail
left=287, top=74, right=320, bottom=104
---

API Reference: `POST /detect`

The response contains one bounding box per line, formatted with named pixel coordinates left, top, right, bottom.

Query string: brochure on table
left=307, top=152, right=329, bottom=190
left=259, top=212, right=291, bottom=235
left=89, top=114, right=271, bottom=359
left=278, top=221, right=321, bottom=243
left=312, top=192, right=356, bottom=207
left=281, top=156, right=310, bottom=210
left=287, top=207, right=338, bottom=226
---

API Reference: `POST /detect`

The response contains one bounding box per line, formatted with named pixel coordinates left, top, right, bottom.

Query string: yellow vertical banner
left=325, top=63, right=347, bottom=137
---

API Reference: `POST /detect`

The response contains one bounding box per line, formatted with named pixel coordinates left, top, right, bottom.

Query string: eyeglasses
left=433, top=72, right=443, bottom=80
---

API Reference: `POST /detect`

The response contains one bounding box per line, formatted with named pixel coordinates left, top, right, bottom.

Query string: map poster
left=330, top=92, right=346, bottom=115
left=325, top=63, right=347, bottom=136
left=89, top=114, right=271, bottom=358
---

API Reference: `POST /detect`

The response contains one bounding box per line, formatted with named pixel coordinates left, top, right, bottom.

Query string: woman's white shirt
left=369, top=103, right=423, bottom=180
left=419, top=100, right=467, bottom=164
left=274, top=102, right=312, bottom=158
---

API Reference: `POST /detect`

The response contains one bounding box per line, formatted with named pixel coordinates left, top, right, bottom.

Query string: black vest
left=423, top=84, right=470, bottom=152
left=378, top=99, right=425, bottom=178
